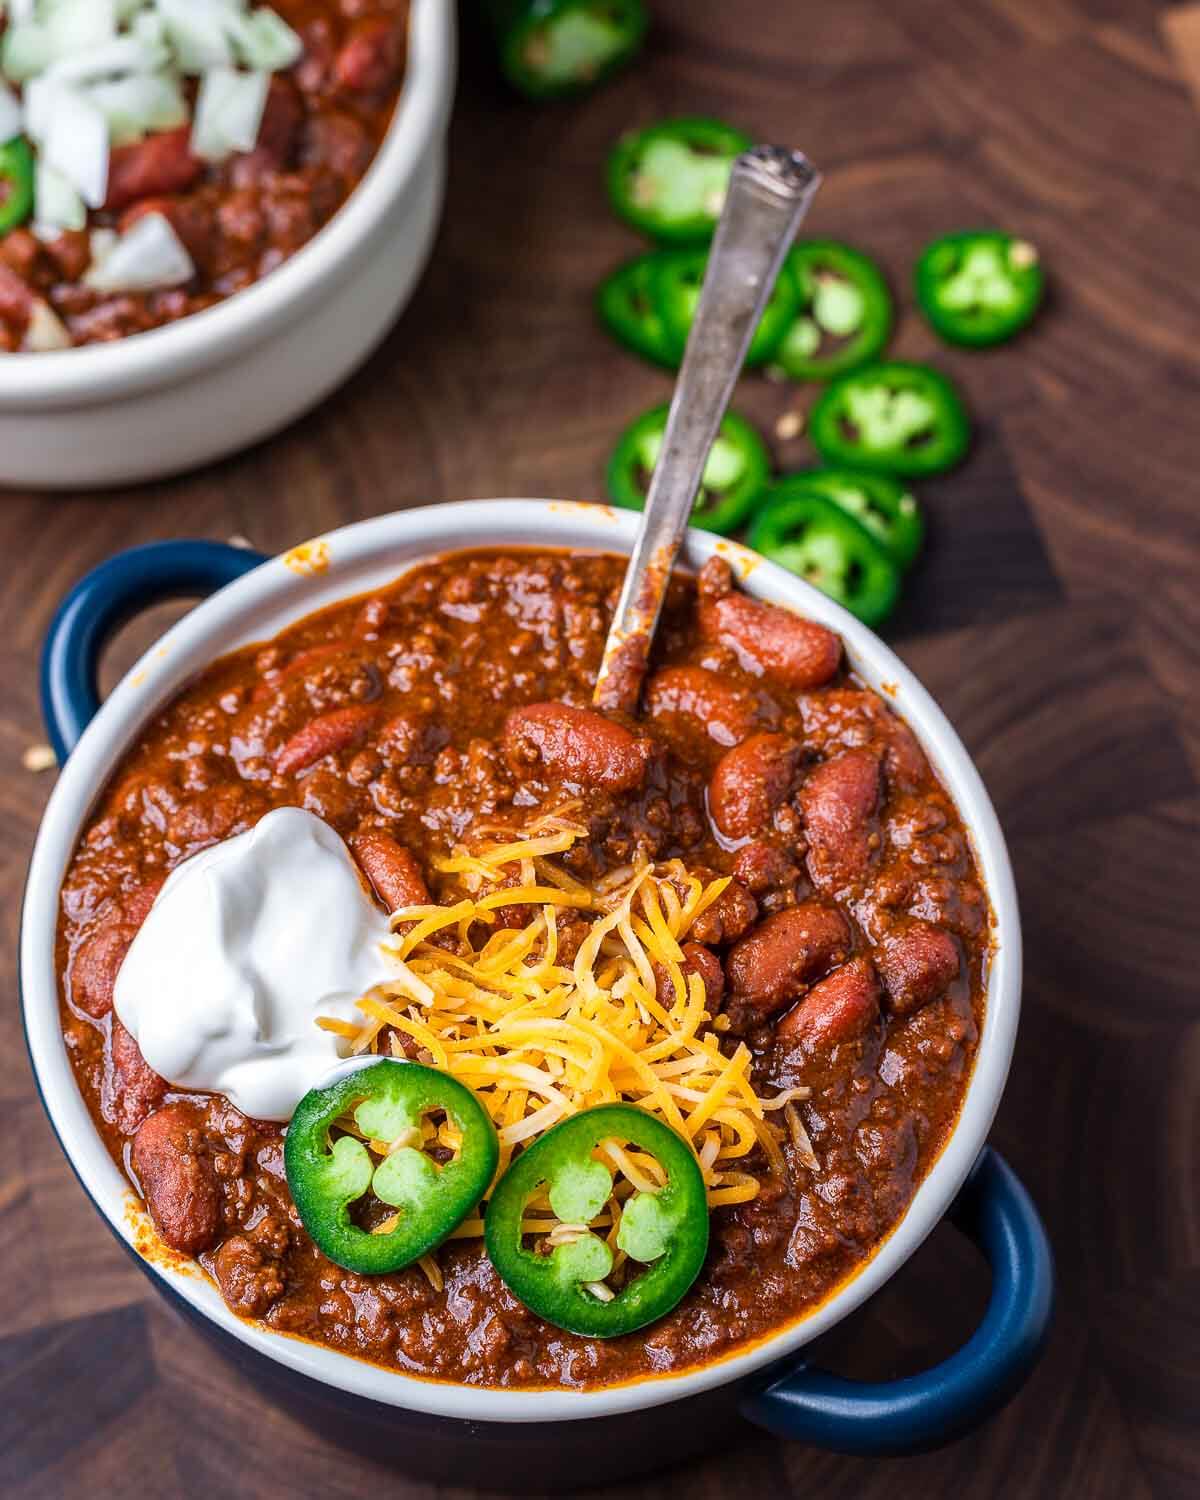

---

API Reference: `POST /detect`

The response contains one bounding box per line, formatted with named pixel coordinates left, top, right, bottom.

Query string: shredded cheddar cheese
left=320, top=808, right=809, bottom=1236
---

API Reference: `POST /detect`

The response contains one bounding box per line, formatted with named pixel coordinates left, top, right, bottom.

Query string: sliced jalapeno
left=484, top=1103, right=708, bottom=1338
left=607, top=402, right=770, bottom=534
left=916, top=230, right=1044, bottom=347
left=0, top=137, right=34, bottom=237
left=770, top=468, right=924, bottom=570
left=606, top=116, right=752, bottom=243
left=749, top=490, right=901, bottom=628
left=652, top=246, right=799, bottom=367
left=809, top=360, right=970, bottom=477
left=596, top=253, right=678, bottom=367
left=285, top=1060, right=498, bottom=1276
left=486, top=0, right=648, bottom=100
left=770, top=241, right=893, bottom=382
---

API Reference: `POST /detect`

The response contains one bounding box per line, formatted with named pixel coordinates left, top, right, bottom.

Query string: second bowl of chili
left=0, top=0, right=454, bottom=488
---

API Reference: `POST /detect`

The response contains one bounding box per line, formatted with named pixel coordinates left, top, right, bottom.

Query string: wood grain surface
left=4, top=2, right=1198, bottom=1496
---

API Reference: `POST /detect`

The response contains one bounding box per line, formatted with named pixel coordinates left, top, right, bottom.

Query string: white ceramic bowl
left=22, top=499, right=1025, bottom=1435
left=0, top=0, right=456, bottom=490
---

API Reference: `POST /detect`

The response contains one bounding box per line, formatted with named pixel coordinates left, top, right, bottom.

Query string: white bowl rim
left=21, top=499, right=1022, bottom=1425
left=0, top=0, right=454, bottom=409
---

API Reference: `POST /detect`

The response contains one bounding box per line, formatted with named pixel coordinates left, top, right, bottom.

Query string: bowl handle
left=740, top=1147, right=1054, bottom=1454
left=40, top=540, right=270, bottom=762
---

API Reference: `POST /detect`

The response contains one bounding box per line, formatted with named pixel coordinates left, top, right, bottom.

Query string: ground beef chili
left=55, top=548, right=990, bottom=1389
left=0, top=2, right=408, bottom=351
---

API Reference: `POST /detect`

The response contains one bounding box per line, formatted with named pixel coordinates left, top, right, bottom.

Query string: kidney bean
left=709, top=733, right=802, bottom=841
left=70, top=920, right=133, bottom=1019
left=0, top=262, right=33, bottom=337
left=688, top=879, right=758, bottom=946
left=502, top=703, right=652, bottom=792
left=105, top=127, right=204, bottom=212
left=731, top=840, right=798, bottom=896
left=131, top=1103, right=220, bottom=1255
left=351, top=831, right=429, bottom=911
left=726, top=903, right=851, bottom=1016
left=800, top=750, right=881, bottom=893
left=256, top=75, right=304, bottom=166
left=698, top=592, right=841, bottom=692
left=874, top=920, right=961, bottom=1015
left=775, top=957, right=880, bottom=1050
left=653, top=941, right=724, bottom=1009
left=798, top=688, right=930, bottom=790
left=111, top=1019, right=168, bottom=1134
left=68, top=879, right=162, bottom=1019
left=646, top=665, right=771, bottom=748
left=275, top=705, right=379, bottom=776
left=335, top=16, right=401, bottom=93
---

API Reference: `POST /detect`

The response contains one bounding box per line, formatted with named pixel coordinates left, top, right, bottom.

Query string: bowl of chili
left=0, top=0, right=454, bottom=489
left=21, top=500, right=1050, bottom=1484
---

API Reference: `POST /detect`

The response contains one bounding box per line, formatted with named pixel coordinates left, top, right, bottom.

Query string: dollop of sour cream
left=114, top=807, right=396, bottom=1122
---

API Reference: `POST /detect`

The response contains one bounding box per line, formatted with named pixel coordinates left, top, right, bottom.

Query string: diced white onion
left=22, top=297, right=72, bottom=351
left=0, top=78, right=22, bottom=142
left=42, top=87, right=109, bottom=207
left=88, top=69, right=187, bottom=145
left=44, top=37, right=169, bottom=85
left=191, top=64, right=268, bottom=161
left=45, top=0, right=118, bottom=58
left=156, top=0, right=233, bottom=71
left=2, top=23, right=54, bottom=83
left=83, top=209, right=194, bottom=291
left=89, top=226, right=119, bottom=265
left=232, top=9, right=303, bottom=71
left=33, top=159, right=86, bottom=232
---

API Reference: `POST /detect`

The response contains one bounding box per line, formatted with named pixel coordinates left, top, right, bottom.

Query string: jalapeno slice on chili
left=607, top=402, right=769, bottom=534
left=769, top=241, right=893, bottom=382
left=771, top=468, right=924, bottom=570
left=916, top=230, right=1044, bottom=347
left=484, top=1103, right=708, bottom=1337
left=749, top=490, right=901, bottom=628
left=597, top=253, right=678, bottom=367
left=809, top=360, right=970, bottom=477
left=652, top=246, right=799, bottom=368
left=606, top=117, right=752, bottom=243
left=487, top=0, right=648, bottom=100
left=285, top=1060, right=498, bottom=1276
left=0, top=137, right=34, bottom=237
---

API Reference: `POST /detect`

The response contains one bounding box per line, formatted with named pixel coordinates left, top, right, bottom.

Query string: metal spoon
left=593, top=146, right=821, bottom=716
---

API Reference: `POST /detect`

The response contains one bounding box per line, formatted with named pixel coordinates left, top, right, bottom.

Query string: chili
left=748, top=489, right=901, bottom=628
left=484, top=1104, right=709, bottom=1338
left=58, top=548, right=989, bottom=1390
left=487, top=0, right=648, bottom=100
left=606, top=402, right=770, bottom=534
left=770, top=241, right=893, bottom=382
left=916, top=230, right=1044, bottom=347
left=770, top=468, right=925, bottom=571
left=284, top=1060, right=498, bottom=1276
left=606, top=116, right=751, bottom=242
left=809, top=360, right=971, bottom=476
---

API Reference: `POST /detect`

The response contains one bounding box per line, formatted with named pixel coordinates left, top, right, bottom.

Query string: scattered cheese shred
left=321, top=810, right=784, bottom=1230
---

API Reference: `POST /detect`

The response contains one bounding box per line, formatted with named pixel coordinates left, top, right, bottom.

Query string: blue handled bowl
left=21, top=503, right=1053, bottom=1485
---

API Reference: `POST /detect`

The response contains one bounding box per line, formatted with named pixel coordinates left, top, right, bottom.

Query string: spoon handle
left=594, top=146, right=822, bottom=715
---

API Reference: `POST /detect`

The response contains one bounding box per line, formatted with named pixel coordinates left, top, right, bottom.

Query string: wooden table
left=4, top=2, right=1198, bottom=1495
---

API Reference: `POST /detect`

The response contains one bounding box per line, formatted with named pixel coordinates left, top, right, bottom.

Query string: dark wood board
left=3, top=2, right=1198, bottom=1496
